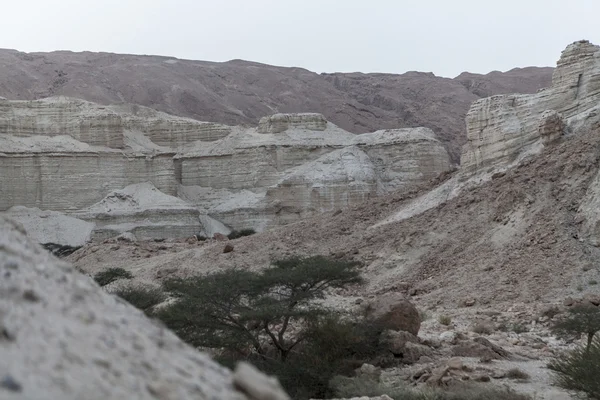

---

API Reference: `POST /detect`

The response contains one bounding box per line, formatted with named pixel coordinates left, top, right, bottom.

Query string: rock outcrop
left=0, top=98, right=452, bottom=244
left=461, top=40, right=600, bottom=175
left=0, top=215, right=287, bottom=399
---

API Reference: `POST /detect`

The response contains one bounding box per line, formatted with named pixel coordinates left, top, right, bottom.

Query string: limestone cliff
left=461, top=40, right=600, bottom=175
left=0, top=100, right=452, bottom=243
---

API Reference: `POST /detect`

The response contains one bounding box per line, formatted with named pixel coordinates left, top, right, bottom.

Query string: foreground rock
left=0, top=216, right=287, bottom=399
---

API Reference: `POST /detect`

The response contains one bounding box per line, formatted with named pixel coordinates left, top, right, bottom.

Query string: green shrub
left=548, top=338, right=600, bottom=399
left=510, top=323, right=529, bottom=334
left=506, top=368, right=530, bottom=381
left=155, top=256, right=369, bottom=400
left=227, top=229, right=256, bottom=240
left=94, top=267, right=133, bottom=287
left=438, top=314, right=452, bottom=326
left=471, top=322, right=494, bottom=335
left=112, top=284, right=166, bottom=315
left=552, top=304, right=600, bottom=351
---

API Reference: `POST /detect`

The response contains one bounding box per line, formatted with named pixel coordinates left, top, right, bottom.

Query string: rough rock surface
left=73, top=183, right=203, bottom=241
left=0, top=215, right=284, bottom=400
left=0, top=48, right=552, bottom=163
left=365, top=294, right=421, bottom=336
left=0, top=98, right=452, bottom=243
left=461, top=40, right=600, bottom=175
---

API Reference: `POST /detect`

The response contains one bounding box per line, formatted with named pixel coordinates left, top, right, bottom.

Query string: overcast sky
left=1, top=0, right=598, bottom=77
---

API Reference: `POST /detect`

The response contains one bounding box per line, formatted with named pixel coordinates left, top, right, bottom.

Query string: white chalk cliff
left=378, top=40, right=600, bottom=230
left=0, top=98, right=452, bottom=244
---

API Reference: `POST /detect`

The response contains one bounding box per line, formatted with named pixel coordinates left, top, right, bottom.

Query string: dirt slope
left=0, top=49, right=552, bottom=161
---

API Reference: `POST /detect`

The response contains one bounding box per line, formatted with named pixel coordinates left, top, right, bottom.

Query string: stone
left=223, top=244, right=235, bottom=253
left=356, top=363, right=381, bottom=381
left=257, top=113, right=327, bottom=134
left=563, top=297, right=575, bottom=307
left=364, top=294, right=421, bottom=336
left=447, top=358, right=464, bottom=370
left=439, top=331, right=458, bottom=344
left=214, top=233, right=229, bottom=241
left=538, top=110, right=565, bottom=144
left=402, top=342, right=433, bottom=364
left=0, top=215, right=283, bottom=399
left=427, top=366, right=450, bottom=387
left=380, top=330, right=419, bottom=354
left=233, top=362, right=290, bottom=400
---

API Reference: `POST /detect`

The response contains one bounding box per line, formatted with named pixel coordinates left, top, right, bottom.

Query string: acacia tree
left=157, top=256, right=363, bottom=361
left=552, top=304, right=600, bottom=352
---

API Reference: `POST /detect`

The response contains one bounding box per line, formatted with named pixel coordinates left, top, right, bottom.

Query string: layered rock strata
left=0, top=100, right=452, bottom=243
left=461, top=40, right=600, bottom=174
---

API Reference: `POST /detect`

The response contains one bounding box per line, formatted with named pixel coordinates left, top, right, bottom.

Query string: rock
left=473, top=374, right=491, bottom=382
left=451, top=340, right=505, bottom=360
left=380, top=330, right=419, bottom=354
left=439, top=331, right=458, bottom=344
left=117, top=231, right=138, bottom=242
left=356, top=364, right=381, bottom=381
left=563, top=297, right=575, bottom=307
left=427, top=366, right=450, bottom=387
left=463, top=298, right=476, bottom=307
left=0, top=215, right=284, bottom=399
left=213, top=233, right=229, bottom=241
left=257, top=113, right=327, bottom=134
left=447, top=358, right=464, bottom=370
left=364, top=294, right=421, bottom=335
left=401, top=342, right=433, bottom=364
left=233, top=362, right=290, bottom=400
left=223, top=244, right=235, bottom=253
left=583, top=293, right=600, bottom=306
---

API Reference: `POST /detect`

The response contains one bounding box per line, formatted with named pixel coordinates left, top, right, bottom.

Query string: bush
left=157, top=256, right=363, bottom=360
left=112, top=284, right=166, bottom=315
left=548, top=338, right=600, bottom=398
left=552, top=304, right=600, bottom=351
left=94, top=267, right=133, bottom=287
left=506, top=368, right=530, bottom=381
left=227, top=229, right=256, bottom=240
left=438, top=315, right=452, bottom=326
left=472, top=322, right=494, bottom=335
left=155, top=256, right=368, bottom=400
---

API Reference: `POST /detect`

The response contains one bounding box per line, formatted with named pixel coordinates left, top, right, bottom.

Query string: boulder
left=365, top=294, right=421, bottom=336
left=0, top=215, right=283, bottom=399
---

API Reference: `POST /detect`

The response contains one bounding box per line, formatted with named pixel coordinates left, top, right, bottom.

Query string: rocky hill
left=0, top=49, right=552, bottom=161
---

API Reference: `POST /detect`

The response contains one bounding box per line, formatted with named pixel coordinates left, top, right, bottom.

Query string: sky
left=1, top=0, right=599, bottom=78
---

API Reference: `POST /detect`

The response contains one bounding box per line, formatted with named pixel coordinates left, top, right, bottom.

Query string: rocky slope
left=0, top=215, right=289, bottom=400
left=68, top=40, right=600, bottom=307
left=0, top=48, right=552, bottom=162
left=0, top=99, right=452, bottom=243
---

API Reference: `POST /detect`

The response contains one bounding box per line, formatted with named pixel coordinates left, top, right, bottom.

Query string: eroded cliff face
left=461, top=40, right=600, bottom=175
left=0, top=99, right=452, bottom=243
